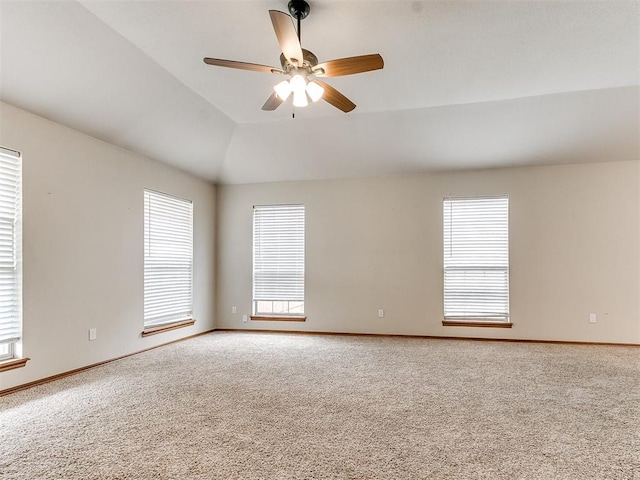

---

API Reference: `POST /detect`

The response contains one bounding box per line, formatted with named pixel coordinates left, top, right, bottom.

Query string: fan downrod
left=288, top=0, right=310, bottom=20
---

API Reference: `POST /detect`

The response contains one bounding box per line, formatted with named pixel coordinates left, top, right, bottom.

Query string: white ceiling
left=1, top=0, right=638, bottom=183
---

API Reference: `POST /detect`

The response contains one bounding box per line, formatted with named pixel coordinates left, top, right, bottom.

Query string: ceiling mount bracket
left=288, top=0, right=310, bottom=20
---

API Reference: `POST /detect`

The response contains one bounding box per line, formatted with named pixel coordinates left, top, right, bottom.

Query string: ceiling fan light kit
left=306, top=81, right=324, bottom=102
left=203, top=0, right=383, bottom=114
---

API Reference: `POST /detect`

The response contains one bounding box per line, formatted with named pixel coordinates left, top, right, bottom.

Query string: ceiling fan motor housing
left=280, top=49, right=319, bottom=72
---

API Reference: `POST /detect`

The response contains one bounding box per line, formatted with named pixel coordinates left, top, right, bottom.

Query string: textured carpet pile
left=1, top=332, right=638, bottom=479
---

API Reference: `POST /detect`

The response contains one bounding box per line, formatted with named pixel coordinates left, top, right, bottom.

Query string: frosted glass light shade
left=274, top=80, right=292, bottom=100
left=306, top=81, right=324, bottom=102
left=293, top=90, right=308, bottom=107
left=290, top=74, right=307, bottom=95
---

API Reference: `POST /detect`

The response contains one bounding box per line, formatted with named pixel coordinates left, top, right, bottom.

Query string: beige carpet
left=1, top=332, right=639, bottom=479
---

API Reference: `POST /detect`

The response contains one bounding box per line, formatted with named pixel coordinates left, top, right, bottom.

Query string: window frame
left=252, top=204, right=306, bottom=321
left=442, top=195, right=511, bottom=327
left=0, top=146, right=26, bottom=370
left=143, top=189, right=194, bottom=334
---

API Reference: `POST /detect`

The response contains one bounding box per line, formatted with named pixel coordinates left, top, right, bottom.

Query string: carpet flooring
left=1, top=332, right=639, bottom=479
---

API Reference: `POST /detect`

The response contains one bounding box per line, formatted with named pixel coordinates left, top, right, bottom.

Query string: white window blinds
left=443, top=196, right=509, bottom=321
left=144, top=190, right=193, bottom=327
left=0, top=147, right=22, bottom=350
left=253, top=204, right=305, bottom=306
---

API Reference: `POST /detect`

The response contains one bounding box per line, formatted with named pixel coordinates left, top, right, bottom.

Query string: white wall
left=216, top=161, right=640, bottom=344
left=0, top=102, right=216, bottom=391
left=1, top=100, right=637, bottom=393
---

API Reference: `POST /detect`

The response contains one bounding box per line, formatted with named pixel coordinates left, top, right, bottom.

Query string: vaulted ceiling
left=1, top=1, right=638, bottom=183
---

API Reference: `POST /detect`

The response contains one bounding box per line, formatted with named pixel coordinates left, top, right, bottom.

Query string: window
left=252, top=204, right=305, bottom=318
left=443, top=196, right=509, bottom=324
left=144, top=189, right=193, bottom=330
left=0, top=342, right=14, bottom=362
left=0, top=147, right=22, bottom=362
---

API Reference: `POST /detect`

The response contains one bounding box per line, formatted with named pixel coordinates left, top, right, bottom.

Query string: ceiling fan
left=203, top=0, right=384, bottom=113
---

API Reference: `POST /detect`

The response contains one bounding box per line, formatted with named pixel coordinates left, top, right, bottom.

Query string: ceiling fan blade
left=203, top=57, right=285, bottom=74
left=269, top=10, right=304, bottom=66
left=262, top=91, right=285, bottom=111
left=313, top=80, right=356, bottom=113
left=313, top=54, right=384, bottom=77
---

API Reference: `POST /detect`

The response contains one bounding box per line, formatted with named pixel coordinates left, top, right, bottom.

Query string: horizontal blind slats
left=143, top=190, right=193, bottom=326
left=443, top=196, right=509, bottom=320
left=253, top=205, right=305, bottom=303
left=0, top=149, right=20, bottom=345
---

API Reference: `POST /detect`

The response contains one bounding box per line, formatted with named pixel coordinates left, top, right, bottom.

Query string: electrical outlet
left=242, top=314, right=248, bottom=323
left=88, top=328, right=97, bottom=341
left=589, top=313, right=597, bottom=323
left=232, top=306, right=237, bottom=314
left=378, top=309, right=384, bottom=318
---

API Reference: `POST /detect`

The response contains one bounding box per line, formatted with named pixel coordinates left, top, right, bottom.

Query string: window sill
left=142, top=319, right=195, bottom=337
left=250, top=315, right=307, bottom=322
left=443, top=320, right=513, bottom=328
left=0, top=357, right=30, bottom=373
